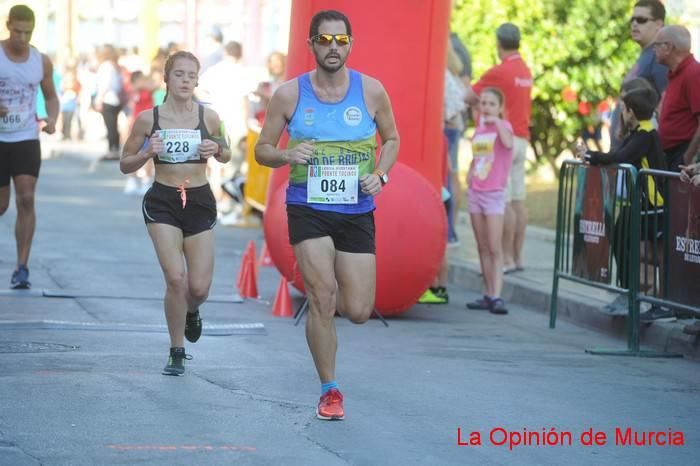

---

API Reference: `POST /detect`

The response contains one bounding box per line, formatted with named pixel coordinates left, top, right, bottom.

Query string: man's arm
left=464, top=86, right=479, bottom=106
left=682, top=115, right=700, bottom=165
left=254, top=80, right=313, bottom=168
left=40, top=54, right=59, bottom=134
left=366, top=78, right=399, bottom=177
left=464, top=66, right=502, bottom=106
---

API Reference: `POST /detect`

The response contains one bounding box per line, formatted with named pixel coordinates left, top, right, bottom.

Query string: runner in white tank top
left=0, top=4, right=58, bottom=289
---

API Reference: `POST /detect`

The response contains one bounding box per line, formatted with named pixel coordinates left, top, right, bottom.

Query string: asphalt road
left=0, top=154, right=698, bottom=465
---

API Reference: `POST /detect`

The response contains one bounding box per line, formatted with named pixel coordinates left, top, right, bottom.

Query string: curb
left=448, top=260, right=700, bottom=360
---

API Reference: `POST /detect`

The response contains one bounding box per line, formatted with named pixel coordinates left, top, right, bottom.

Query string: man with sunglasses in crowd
left=255, top=10, right=399, bottom=421
left=600, top=0, right=667, bottom=314
left=609, top=0, right=667, bottom=151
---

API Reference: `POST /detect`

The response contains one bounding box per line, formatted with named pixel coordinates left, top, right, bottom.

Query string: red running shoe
left=316, top=388, right=345, bottom=420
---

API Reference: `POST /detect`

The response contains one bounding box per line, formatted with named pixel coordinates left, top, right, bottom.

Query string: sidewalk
left=449, top=210, right=700, bottom=359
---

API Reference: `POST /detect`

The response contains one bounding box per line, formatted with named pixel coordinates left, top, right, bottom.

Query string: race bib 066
left=0, top=103, right=32, bottom=132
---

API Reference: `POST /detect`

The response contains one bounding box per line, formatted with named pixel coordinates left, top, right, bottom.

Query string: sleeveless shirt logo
left=304, top=108, right=315, bottom=126
left=343, top=106, right=362, bottom=126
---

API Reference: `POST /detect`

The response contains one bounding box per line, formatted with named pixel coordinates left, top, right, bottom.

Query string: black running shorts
left=287, top=204, right=376, bottom=254
left=0, top=140, right=41, bottom=187
left=142, top=181, right=217, bottom=237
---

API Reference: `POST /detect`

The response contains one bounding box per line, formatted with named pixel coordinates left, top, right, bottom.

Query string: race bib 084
left=307, top=165, right=359, bottom=204
left=156, top=129, right=201, bottom=163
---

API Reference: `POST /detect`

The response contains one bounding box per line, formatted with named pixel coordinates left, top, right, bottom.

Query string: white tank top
left=0, top=44, right=43, bottom=142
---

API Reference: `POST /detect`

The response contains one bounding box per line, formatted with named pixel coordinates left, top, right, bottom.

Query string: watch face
left=381, top=174, right=389, bottom=185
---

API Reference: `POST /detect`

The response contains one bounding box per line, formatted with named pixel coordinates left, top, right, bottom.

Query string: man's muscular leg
left=294, top=237, right=339, bottom=383
left=13, top=175, right=37, bottom=266
left=335, top=251, right=375, bottom=324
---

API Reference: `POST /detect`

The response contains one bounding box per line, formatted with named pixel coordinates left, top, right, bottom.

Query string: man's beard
left=315, top=52, right=346, bottom=73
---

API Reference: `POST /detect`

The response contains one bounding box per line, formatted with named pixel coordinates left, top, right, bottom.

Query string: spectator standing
left=465, top=22, right=533, bottom=274
left=198, top=41, right=257, bottom=219
left=444, top=38, right=466, bottom=246
left=576, top=83, right=671, bottom=322
left=610, top=0, right=667, bottom=149
left=95, top=44, right=124, bottom=159
left=249, top=51, right=287, bottom=125
left=200, top=26, right=225, bottom=74
left=465, top=88, right=513, bottom=315
left=123, top=71, right=155, bottom=195
left=59, top=66, right=80, bottom=140
left=450, top=30, right=472, bottom=129
left=655, top=25, right=700, bottom=170
left=199, top=41, right=255, bottom=156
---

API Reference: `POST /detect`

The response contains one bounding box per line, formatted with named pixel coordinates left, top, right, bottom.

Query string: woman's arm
left=120, top=111, right=159, bottom=174
left=203, top=108, right=231, bottom=164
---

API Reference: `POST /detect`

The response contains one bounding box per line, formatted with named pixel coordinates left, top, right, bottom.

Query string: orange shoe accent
left=316, top=388, right=344, bottom=420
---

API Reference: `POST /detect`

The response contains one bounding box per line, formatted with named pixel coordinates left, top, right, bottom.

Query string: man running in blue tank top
left=256, top=10, right=400, bottom=420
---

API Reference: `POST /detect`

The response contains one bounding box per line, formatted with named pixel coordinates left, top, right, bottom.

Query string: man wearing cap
left=465, top=22, right=533, bottom=275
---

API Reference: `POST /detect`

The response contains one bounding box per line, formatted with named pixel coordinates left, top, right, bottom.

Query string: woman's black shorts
left=142, top=181, right=217, bottom=237
left=287, top=204, right=375, bottom=254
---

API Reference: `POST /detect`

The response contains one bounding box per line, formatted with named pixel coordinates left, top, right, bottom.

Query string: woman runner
left=120, top=51, right=231, bottom=376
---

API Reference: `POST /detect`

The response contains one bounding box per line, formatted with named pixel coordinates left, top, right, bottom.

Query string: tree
left=452, top=0, right=639, bottom=173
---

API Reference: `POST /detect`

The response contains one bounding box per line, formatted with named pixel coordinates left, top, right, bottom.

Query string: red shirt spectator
left=658, top=54, right=700, bottom=151
left=133, top=89, right=154, bottom=117
left=472, top=53, right=533, bottom=139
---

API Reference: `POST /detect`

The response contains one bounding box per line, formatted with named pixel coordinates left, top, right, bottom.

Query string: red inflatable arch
left=264, top=0, right=450, bottom=315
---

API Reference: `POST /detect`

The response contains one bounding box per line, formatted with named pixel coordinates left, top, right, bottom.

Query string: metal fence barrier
left=636, top=169, right=700, bottom=318
left=548, top=160, right=687, bottom=357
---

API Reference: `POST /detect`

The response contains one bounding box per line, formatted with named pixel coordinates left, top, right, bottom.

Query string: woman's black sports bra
left=150, top=104, right=211, bottom=164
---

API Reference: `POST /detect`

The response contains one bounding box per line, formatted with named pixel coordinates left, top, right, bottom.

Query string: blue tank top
left=286, top=70, right=377, bottom=214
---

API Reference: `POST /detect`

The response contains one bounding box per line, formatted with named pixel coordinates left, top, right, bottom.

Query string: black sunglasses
left=629, top=16, right=654, bottom=25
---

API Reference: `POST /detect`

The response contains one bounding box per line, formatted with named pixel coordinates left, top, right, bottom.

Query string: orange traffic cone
left=238, top=255, right=259, bottom=298
left=272, top=276, right=293, bottom=317
left=245, top=240, right=256, bottom=264
left=236, top=253, right=248, bottom=291
left=258, top=241, right=273, bottom=267
left=237, top=241, right=257, bottom=289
